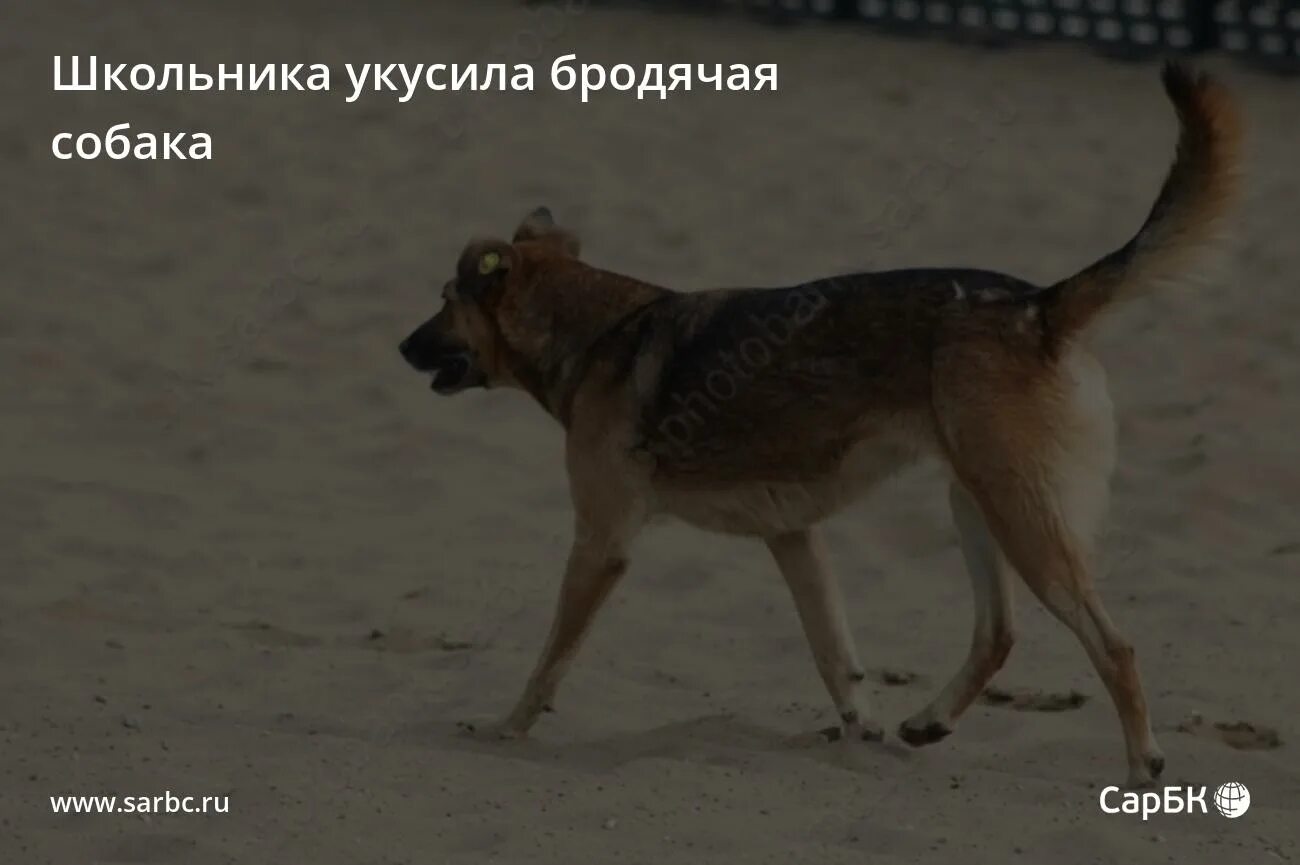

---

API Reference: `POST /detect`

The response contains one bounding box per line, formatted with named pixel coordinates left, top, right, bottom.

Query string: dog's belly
left=653, top=430, right=931, bottom=536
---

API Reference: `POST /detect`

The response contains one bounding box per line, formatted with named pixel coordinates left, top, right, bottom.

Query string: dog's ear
left=513, top=206, right=581, bottom=257
left=454, top=239, right=516, bottom=299
left=513, top=206, right=555, bottom=240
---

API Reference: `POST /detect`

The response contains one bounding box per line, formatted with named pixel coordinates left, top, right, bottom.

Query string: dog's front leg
left=499, top=511, right=635, bottom=736
left=766, top=528, right=881, bottom=742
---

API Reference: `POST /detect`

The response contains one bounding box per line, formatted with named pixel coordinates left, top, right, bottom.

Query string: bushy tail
left=1044, top=63, right=1242, bottom=338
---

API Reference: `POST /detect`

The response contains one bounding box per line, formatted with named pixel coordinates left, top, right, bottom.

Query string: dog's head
left=398, top=206, right=580, bottom=395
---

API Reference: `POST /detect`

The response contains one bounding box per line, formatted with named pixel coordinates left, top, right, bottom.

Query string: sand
left=2, top=1, right=1298, bottom=862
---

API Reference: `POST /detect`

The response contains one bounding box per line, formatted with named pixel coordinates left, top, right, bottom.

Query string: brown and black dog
left=400, top=64, right=1239, bottom=786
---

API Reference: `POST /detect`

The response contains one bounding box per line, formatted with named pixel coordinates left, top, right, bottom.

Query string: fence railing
left=724, top=0, right=1299, bottom=71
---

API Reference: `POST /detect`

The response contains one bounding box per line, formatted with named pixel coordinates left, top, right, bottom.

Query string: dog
left=400, top=64, right=1239, bottom=786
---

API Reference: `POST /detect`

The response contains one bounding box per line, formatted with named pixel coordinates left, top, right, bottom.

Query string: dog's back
left=628, top=269, right=1035, bottom=484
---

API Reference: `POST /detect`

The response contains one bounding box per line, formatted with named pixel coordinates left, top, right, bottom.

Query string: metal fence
left=729, top=0, right=1300, bottom=71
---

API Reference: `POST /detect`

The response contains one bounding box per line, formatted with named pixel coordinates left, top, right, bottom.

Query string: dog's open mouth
left=430, top=354, right=473, bottom=394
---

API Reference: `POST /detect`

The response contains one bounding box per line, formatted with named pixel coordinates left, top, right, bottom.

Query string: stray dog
left=400, top=65, right=1238, bottom=786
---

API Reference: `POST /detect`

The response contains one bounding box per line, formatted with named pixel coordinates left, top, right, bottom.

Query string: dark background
left=2, top=1, right=1297, bottom=862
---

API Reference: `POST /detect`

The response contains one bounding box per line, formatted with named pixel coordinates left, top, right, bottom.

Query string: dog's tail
left=1042, top=63, right=1241, bottom=339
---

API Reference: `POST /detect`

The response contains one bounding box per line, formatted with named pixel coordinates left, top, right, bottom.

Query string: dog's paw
left=897, top=717, right=953, bottom=747
left=818, top=717, right=886, bottom=744
left=856, top=718, right=886, bottom=742
left=455, top=718, right=526, bottom=742
left=1123, top=750, right=1167, bottom=789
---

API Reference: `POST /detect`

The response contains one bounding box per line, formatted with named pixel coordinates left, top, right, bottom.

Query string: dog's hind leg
left=766, top=528, right=881, bottom=741
left=929, top=347, right=1163, bottom=786
left=974, top=484, right=1164, bottom=787
left=899, top=482, right=1015, bottom=746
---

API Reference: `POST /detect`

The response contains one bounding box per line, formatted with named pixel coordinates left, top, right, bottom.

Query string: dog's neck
left=495, top=261, right=669, bottom=424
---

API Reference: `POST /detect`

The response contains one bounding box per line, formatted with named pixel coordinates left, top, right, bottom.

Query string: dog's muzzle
left=399, top=337, right=481, bottom=395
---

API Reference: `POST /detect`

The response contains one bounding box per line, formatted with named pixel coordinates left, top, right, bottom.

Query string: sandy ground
left=2, top=1, right=1298, bottom=862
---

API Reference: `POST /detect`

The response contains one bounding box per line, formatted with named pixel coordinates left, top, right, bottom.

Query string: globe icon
left=1214, top=782, right=1251, bottom=818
